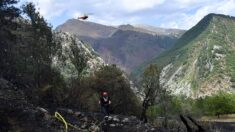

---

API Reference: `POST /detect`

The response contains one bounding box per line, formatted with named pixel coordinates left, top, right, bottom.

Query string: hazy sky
left=19, top=0, right=235, bottom=29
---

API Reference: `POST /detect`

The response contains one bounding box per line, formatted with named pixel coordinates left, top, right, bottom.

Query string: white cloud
left=72, top=11, right=83, bottom=19
left=161, top=21, right=179, bottom=29
left=20, top=0, right=235, bottom=29
left=22, top=0, right=68, bottom=19
left=173, top=0, right=205, bottom=5
left=120, top=0, right=165, bottom=12
left=159, top=0, right=235, bottom=29
left=217, top=0, right=235, bottom=14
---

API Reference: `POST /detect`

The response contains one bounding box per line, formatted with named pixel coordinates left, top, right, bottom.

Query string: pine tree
left=22, top=2, right=56, bottom=87
left=0, top=0, right=20, bottom=78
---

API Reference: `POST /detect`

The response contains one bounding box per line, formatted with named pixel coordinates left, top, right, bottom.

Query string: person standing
left=99, top=92, right=111, bottom=116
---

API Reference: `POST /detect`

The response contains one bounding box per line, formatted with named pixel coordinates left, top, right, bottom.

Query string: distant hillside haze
left=83, top=30, right=178, bottom=73
left=134, top=24, right=185, bottom=37
left=56, top=19, right=117, bottom=38
left=133, top=13, right=235, bottom=98
left=56, top=19, right=185, bottom=73
left=117, top=24, right=184, bottom=36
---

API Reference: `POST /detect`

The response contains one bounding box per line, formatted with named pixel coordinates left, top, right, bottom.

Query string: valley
left=56, top=19, right=185, bottom=73
left=1, top=0, right=235, bottom=131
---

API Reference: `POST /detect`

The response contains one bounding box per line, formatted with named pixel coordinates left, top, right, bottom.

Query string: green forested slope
left=132, top=13, right=235, bottom=98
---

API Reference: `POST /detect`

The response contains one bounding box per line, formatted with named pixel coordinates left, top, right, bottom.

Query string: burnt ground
left=201, top=121, right=235, bottom=132
left=1, top=77, right=235, bottom=132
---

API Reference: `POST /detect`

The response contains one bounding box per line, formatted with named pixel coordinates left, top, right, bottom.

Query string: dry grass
left=201, top=114, right=235, bottom=122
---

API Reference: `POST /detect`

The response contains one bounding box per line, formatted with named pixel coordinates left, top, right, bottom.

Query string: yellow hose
left=55, top=112, right=68, bottom=132
left=54, top=111, right=87, bottom=132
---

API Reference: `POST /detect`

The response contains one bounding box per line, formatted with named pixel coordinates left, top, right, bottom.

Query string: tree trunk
left=180, top=114, right=192, bottom=132
left=164, top=115, right=168, bottom=128
left=140, top=108, right=148, bottom=123
left=140, top=99, right=148, bottom=123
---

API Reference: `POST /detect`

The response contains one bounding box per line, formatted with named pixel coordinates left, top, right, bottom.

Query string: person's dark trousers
left=101, top=105, right=109, bottom=116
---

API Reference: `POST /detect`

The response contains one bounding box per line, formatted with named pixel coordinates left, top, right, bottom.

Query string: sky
left=19, top=0, right=235, bottom=30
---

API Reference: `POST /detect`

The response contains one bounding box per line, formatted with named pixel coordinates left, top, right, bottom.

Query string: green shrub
left=194, top=92, right=235, bottom=117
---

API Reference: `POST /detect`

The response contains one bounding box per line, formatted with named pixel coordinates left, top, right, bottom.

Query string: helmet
left=102, top=92, right=108, bottom=96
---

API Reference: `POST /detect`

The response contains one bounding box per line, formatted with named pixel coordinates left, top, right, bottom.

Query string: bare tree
left=140, top=64, right=160, bottom=123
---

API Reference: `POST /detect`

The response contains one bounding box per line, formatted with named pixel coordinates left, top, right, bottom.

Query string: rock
left=89, top=125, right=100, bottom=132
left=74, top=111, right=82, bottom=117
left=107, top=116, right=112, bottom=121
left=112, top=116, right=120, bottom=122
left=37, top=107, right=49, bottom=113
left=81, top=123, right=87, bottom=129
left=52, top=32, right=105, bottom=82
left=36, top=107, right=52, bottom=121
left=67, top=109, right=73, bottom=114
left=81, top=117, right=88, bottom=122
left=122, top=118, right=129, bottom=123
left=110, top=124, right=116, bottom=127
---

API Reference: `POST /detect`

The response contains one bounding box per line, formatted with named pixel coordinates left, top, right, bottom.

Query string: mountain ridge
left=56, top=19, right=117, bottom=38
left=56, top=19, right=185, bottom=73
left=132, top=13, right=235, bottom=98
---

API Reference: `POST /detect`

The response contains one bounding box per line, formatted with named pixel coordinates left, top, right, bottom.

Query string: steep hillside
left=52, top=32, right=104, bottom=81
left=56, top=20, right=184, bottom=73
left=133, top=13, right=235, bottom=98
left=81, top=29, right=178, bottom=73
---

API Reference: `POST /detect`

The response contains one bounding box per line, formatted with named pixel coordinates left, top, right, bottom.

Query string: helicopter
left=77, top=13, right=92, bottom=20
